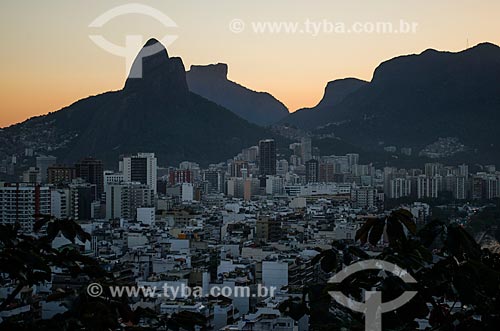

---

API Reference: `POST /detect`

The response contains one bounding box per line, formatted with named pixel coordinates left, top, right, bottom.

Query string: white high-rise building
left=389, top=178, right=411, bottom=199
left=122, top=153, right=157, bottom=195
left=424, top=163, right=443, bottom=177
left=0, top=183, right=51, bottom=232
left=483, top=175, right=498, bottom=199
left=417, top=175, right=440, bottom=199
left=51, top=188, right=70, bottom=219
left=105, top=182, right=154, bottom=220
left=453, top=176, right=467, bottom=200
left=266, top=176, right=285, bottom=195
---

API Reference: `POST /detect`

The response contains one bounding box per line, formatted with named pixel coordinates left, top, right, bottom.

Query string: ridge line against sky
left=1, top=0, right=499, bottom=128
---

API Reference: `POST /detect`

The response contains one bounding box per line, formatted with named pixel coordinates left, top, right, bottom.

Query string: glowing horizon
left=1, top=0, right=500, bottom=128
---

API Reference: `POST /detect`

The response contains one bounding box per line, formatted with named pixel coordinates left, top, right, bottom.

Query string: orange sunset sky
left=1, top=0, right=499, bottom=128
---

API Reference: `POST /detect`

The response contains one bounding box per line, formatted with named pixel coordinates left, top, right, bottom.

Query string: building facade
left=122, top=153, right=157, bottom=195
left=259, top=139, right=276, bottom=176
left=0, top=183, right=50, bottom=232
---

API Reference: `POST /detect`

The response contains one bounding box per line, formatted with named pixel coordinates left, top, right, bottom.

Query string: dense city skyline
left=1, top=0, right=500, bottom=127
left=2, top=2, right=500, bottom=330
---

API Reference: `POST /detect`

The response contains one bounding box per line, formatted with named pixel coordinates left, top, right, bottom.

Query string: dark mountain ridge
left=186, top=63, right=289, bottom=126
left=2, top=41, right=499, bottom=166
left=0, top=39, right=276, bottom=167
left=286, top=42, right=500, bottom=163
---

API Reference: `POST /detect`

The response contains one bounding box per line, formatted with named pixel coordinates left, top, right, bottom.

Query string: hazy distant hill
left=283, top=78, right=367, bottom=128
left=186, top=63, right=289, bottom=126
left=0, top=39, right=276, bottom=167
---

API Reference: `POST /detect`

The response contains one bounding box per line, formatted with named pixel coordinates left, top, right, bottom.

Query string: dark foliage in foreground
left=285, top=209, right=500, bottom=330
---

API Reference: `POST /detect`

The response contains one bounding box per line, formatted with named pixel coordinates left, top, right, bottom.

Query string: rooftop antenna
left=466, top=38, right=469, bottom=49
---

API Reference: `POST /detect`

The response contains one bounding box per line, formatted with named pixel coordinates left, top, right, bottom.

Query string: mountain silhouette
left=186, top=63, right=289, bottom=126
left=0, top=39, right=275, bottom=167
left=1, top=41, right=499, bottom=166
left=286, top=42, right=500, bottom=163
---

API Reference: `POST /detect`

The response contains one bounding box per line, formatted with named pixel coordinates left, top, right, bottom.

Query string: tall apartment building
left=305, top=159, right=319, bottom=183
left=453, top=176, right=467, bottom=200
left=319, top=163, right=336, bottom=183
left=416, top=175, right=440, bottom=199
left=471, top=176, right=484, bottom=200
left=0, top=183, right=50, bottom=232
left=122, top=153, right=157, bottom=195
left=69, top=182, right=97, bottom=221
left=458, top=164, right=469, bottom=180
left=424, top=163, right=443, bottom=177
left=483, top=175, right=498, bottom=200
left=204, top=169, right=224, bottom=194
left=105, top=182, right=154, bottom=220
left=75, top=157, right=104, bottom=200
left=259, top=139, right=276, bottom=176
left=346, top=153, right=360, bottom=168
left=383, top=167, right=397, bottom=196
left=51, top=188, right=70, bottom=219
left=472, top=173, right=499, bottom=200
